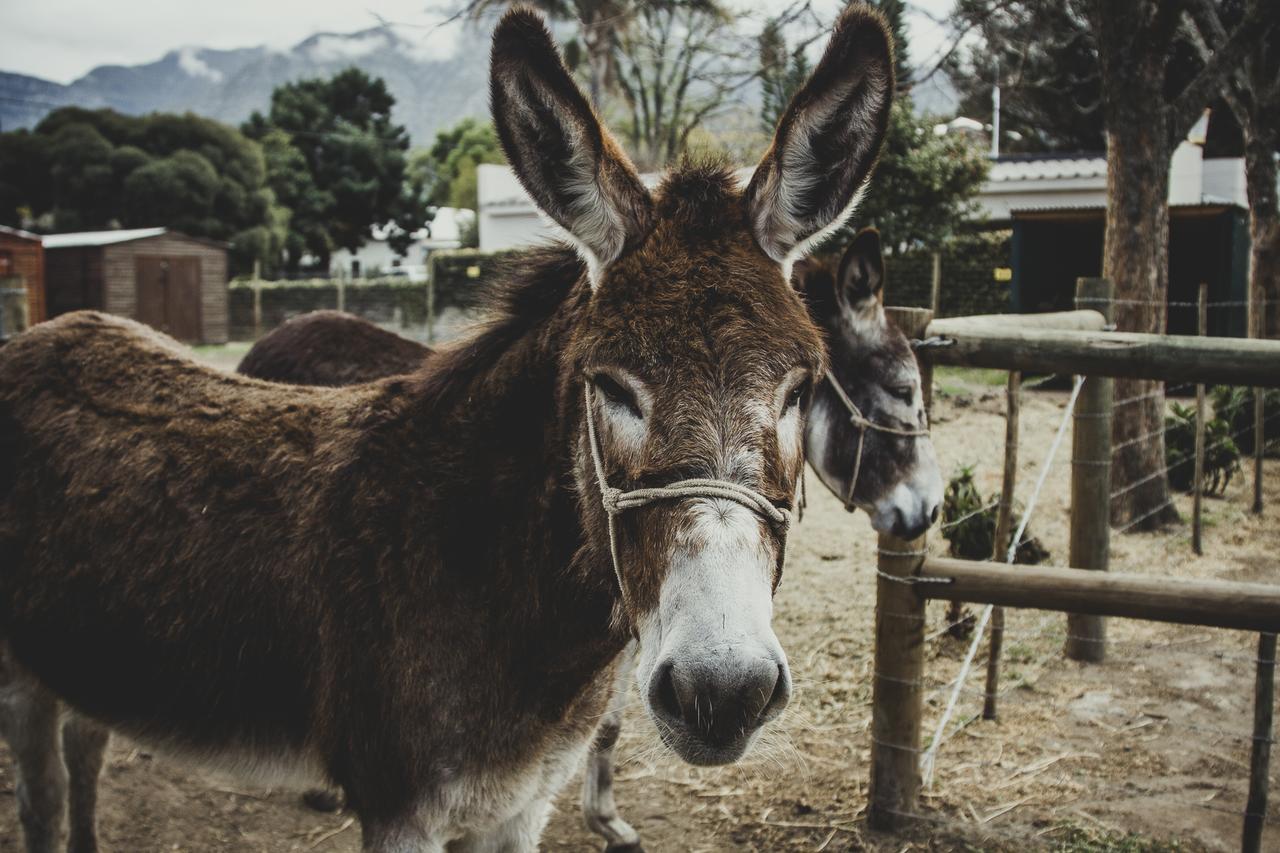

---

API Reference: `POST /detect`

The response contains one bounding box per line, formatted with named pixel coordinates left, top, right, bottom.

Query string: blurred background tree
left=243, top=68, right=425, bottom=272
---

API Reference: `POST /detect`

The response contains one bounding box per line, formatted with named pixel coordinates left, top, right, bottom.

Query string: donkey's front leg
left=582, top=712, right=642, bottom=852
left=62, top=713, right=110, bottom=853
left=447, top=796, right=552, bottom=853
left=360, top=821, right=447, bottom=853
left=582, top=645, right=642, bottom=852
left=0, top=679, right=66, bottom=853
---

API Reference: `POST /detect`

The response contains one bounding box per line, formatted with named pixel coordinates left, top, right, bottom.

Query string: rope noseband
left=823, top=370, right=930, bottom=512
left=583, top=383, right=795, bottom=608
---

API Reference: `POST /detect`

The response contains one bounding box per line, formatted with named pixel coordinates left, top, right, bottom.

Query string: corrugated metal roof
left=988, top=157, right=1107, bottom=183
left=1011, top=201, right=1243, bottom=218
left=0, top=224, right=43, bottom=242
left=42, top=227, right=168, bottom=249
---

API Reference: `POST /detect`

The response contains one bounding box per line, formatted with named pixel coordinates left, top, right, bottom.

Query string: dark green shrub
left=1165, top=402, right=1241, bottom=494
left=941, top=466, right=1049, bottom=565
left=1211, top=385, right=1280, bottom=457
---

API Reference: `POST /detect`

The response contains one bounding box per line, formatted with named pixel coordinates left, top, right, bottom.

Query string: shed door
left=136, top=256, right=202, bottom=342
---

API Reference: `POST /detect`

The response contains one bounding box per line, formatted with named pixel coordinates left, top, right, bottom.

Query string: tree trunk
left=583, top=26, right=609, bottom=111
left=1242, top=123, right=1280, bottom=340
left=1103, top=121, right=1180, bottom=529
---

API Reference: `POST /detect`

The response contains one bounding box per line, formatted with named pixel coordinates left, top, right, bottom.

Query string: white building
left=330, top=208, right=474, bottom=280
left=476, top=138, right=1261, bottom=251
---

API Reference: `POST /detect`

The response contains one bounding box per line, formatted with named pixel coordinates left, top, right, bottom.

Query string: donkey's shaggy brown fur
left=0, top=249, right=621, bottom=834
left=237, top=310, right=429, bottom=385
left=0, top=6, right=894, bottom=849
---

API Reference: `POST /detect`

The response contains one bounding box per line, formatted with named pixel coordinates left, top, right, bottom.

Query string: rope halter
left=823, top=370, right=930, bottom=512
left=582, top=382, right=795, bottom=610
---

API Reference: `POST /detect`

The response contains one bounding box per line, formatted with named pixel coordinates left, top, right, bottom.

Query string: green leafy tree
left=414, top=117, right=506, bottom=212
left=244, top=68, right=425, bottom=271
left=0, top=107, right=285, bottom=270
left=611, top=0, right=742, bottom=170
left=0, top=129, right=51, bottom=229
left=123, top=150, right=220, bottom=233
left=874, top=0, right=912, bottom=88
left=759, top=17, right=811, bottom=133
left=850, top=98, right=989, bottom=253
left=763, top=2, right=988, bottom=253
left=466, top=0, right=633, bottom=107
left=946, top=2, right=1104, bottom=153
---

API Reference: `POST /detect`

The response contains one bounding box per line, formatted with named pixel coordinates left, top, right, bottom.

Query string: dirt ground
left=2, top=359, right=1277, bottom=852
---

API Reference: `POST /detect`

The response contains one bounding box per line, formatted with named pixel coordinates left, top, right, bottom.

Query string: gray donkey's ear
left=745, top=4, right=894, bottom=265
left=489, top=8, right=653, bottom=284
left=837, top=228, right=885, bottom=311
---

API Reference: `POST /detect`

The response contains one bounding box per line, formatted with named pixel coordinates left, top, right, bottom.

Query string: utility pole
left=990, top=57, right=1001, bottom=160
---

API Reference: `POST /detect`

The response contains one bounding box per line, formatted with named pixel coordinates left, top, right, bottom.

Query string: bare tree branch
left=1169, top=0, right=1275, bottom=141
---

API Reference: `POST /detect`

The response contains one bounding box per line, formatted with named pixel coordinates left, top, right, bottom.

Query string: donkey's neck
left=381, top=247, right=625, bottom=695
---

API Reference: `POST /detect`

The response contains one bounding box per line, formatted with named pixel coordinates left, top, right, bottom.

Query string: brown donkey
left=238, top=230, right=942, bottom=850
left=237, top=310, right=430, bottom=386
left=0, top=7, right=893, bottom=852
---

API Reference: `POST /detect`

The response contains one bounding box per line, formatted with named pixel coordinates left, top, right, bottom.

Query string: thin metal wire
left=940, top=499, right=1001, bottom=531
left=1074, top=296, right=1251, bottom=308
left=921, top=378, right=1086, bottom=789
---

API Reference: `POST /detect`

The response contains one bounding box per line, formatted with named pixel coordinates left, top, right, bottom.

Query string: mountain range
left=0, top=25, right=493, bottom=145
left=0, top=23, right=959, bottom=147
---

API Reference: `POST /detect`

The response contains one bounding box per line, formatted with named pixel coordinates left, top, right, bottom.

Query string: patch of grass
left=936, top=366, right=1009, bottom=388
left=191, top=341, right=252, bottom=358
left=1045, top=823, right=1182, bottom=852
left=1006, top=643, right=1035, bottom=664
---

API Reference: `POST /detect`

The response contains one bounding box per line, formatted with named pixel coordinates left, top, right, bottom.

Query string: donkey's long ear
left=836, top=228, right=885, bottom=313
left=745, top=4, right=893, bottom=264
left=490, top=9, right=653, bottom=283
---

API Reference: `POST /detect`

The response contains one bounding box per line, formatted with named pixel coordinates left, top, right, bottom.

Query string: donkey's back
left=0, top=311, right=385, bottom=756
left=237, top=310, right=430, bottom=386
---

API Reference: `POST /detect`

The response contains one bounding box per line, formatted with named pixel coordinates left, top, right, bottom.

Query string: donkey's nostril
left=930, top=504, right=940, bottom=524
left=759, top=663, right=791, bottom=723
left=654, top=662, right=682, bottom=723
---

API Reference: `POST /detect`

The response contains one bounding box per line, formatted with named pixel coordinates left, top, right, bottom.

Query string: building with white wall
left=478, top=141, right=1264, bottom=251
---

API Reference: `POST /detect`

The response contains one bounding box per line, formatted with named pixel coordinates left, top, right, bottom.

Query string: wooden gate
left=136, top=256, right=201, bottom=342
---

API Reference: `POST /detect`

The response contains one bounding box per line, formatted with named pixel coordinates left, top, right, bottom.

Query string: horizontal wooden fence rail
left=872, top=279, right=1280, bottom=845
left=914, top=557, right=1280, bottom=634
left=920, top=321, right=1280, bottom=388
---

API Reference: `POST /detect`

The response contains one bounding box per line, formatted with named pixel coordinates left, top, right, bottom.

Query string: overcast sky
left=1, top=0, right=957, bottom=85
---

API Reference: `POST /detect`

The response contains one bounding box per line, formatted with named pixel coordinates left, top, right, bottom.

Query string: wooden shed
left=0, top=224, right=46, bottom=339
left=43, top=228, right=229, bottom=344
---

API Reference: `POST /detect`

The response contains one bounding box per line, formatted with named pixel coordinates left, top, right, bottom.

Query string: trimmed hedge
left=429, top=249, right=518, bottom=314
left=881, top=231, right=1013, bottom=318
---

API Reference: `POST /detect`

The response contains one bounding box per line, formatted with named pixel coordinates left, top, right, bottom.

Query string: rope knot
left=600, top=486, right=623, bottom=515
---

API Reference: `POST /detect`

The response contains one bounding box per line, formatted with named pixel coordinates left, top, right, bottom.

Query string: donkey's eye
left=785, top=379, right=812, bottom=413
left=889, top=385, right=914, bottom=403
left=593, top=374, right=642, bottom=419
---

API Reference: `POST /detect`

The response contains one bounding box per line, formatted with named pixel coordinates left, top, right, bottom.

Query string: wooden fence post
left=929, top=251, right=942, bottom=318
left=1251, top=292, right=1265, bottom=515
left=1255, top=391, right=1266, bottom=515
left=1066, top=278, right=1112, bottom=663
left=1193, top=283, right=1207, bottom=556
left=1243, top=632, right=1276, bottom=853
left=251, top=260, right=263, bottom=340
left=868, top=531, right=927, bottom=831
left=983, top=371, right=1020, bottom=719
left=426, top=256, right=437, bottom=345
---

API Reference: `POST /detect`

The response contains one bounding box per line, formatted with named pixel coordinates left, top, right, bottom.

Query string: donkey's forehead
left=588, top=243, right=824, bottom=382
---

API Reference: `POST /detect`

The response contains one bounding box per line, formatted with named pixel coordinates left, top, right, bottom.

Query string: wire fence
left=866, top=331, right=1279, bottom=844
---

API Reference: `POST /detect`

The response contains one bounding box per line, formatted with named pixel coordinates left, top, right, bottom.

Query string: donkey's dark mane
left=408, top=245, right=585, bottom=409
